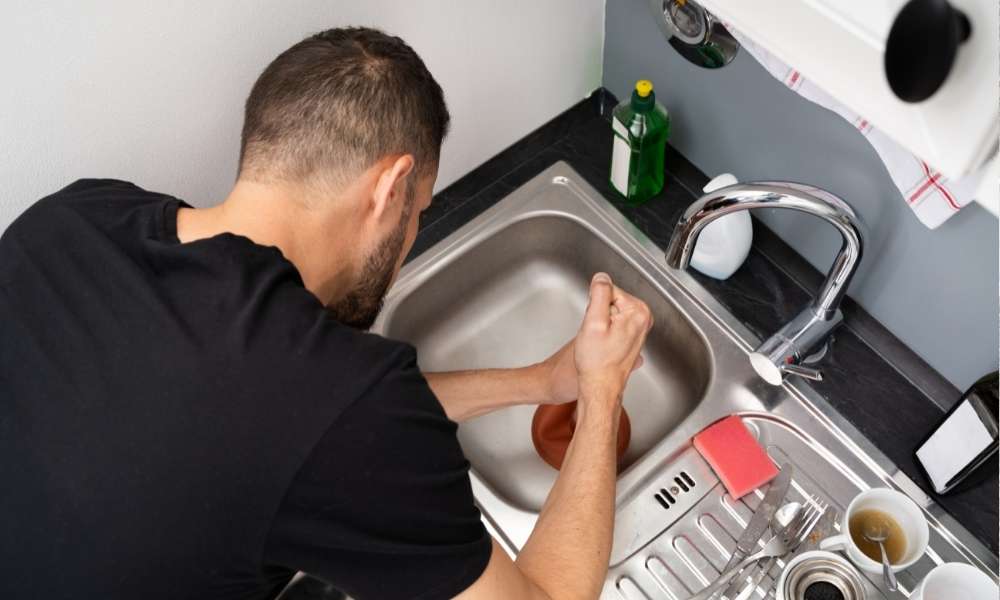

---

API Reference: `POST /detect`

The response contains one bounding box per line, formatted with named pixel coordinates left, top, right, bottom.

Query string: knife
left=720, top=463, right=793, bottom=575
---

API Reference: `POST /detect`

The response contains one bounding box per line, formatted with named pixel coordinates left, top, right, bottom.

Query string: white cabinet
left=696, top=0, right=998, bottom=204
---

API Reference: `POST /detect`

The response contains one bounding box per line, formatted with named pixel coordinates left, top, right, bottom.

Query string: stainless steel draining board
left=607, top=415, right=984, bottom=599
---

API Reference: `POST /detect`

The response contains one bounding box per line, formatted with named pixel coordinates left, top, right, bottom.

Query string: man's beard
left=326, top=192, right=413, bottom=330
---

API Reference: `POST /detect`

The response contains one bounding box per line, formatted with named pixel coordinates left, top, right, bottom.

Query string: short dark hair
left=238, top=27, right=449, bottom=191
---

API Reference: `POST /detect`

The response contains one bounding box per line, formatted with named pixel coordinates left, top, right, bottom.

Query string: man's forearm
left=425, top=364, right=552, bottom=422
left=513, top=383, right=620, bottom=600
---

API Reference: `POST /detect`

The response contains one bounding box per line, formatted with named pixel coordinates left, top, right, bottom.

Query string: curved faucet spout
left=664, top=182, right=864, bottom=384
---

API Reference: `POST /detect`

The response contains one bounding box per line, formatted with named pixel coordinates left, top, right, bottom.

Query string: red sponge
left=693, top=416, right=778, bottom=499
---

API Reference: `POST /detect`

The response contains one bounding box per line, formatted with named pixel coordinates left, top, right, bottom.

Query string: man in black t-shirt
left=0, top=28, right=652, bottom=600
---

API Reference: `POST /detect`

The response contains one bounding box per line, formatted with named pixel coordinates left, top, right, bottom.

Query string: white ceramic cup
left=912, top=562, right=999, bottom=600
left=818, top=488, right=929, bottom=575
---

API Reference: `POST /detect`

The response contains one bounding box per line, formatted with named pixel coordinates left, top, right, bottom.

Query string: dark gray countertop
left=412, top=89, right=998, bottom=552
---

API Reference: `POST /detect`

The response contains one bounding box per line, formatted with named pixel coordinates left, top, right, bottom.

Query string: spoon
left=864, top=521, right=899, bottom=592
left=721, top=502, right=801, bottom=600
left=774, top=502, right=802, bottom=525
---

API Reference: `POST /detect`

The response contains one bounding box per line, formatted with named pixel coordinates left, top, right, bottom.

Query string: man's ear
left=370, top=154, right=415, bottom=223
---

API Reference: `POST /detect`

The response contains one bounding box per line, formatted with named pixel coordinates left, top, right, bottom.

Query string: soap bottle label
left=610, top=117, right=632, bottom=196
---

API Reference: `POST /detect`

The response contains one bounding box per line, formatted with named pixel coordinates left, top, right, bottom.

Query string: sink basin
left=380, top=215, right=711, bottom=511
left=375, top=163, right=997, bottom=598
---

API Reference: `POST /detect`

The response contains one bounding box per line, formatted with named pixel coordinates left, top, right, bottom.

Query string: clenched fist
left=573, top=272, right=652, bottom=416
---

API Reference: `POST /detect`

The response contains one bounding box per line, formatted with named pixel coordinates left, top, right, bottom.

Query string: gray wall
left=604, top=0, right=998, bottom=390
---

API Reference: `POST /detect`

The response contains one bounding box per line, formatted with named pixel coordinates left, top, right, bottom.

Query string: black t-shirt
left=0, top=179, right=491, bottom=600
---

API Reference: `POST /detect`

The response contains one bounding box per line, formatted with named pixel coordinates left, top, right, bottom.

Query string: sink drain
left=781, top=553, right=865, bottom=600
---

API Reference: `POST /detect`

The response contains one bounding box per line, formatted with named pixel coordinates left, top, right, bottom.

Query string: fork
left=750, top=496, right=830, bottom=596
left=687, top=500, right=824, bottom=600
left=721, top=497, right=829, bottom=600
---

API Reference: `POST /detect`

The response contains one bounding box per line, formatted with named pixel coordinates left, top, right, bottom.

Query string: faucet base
left=751, top=307, right=843, bottom=385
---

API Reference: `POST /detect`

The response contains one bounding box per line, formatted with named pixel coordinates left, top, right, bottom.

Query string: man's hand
left=573, top=272, right=652, bottom=417
left=538, top=275, right=649, bottom=406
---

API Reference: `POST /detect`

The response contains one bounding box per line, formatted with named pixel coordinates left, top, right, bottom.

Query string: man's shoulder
left=241, top=293, right=422, bottom=399
left=54, top=178, right=148, bottom=195
left=280, top=313, right=420, bottom=386
left=34, top=178, right=165, bottom=210
left=4, top=179, right=169, bottom=239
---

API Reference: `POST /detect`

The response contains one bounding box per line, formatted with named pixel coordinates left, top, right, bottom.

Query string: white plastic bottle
left=689, top=173, right=753, bottom=280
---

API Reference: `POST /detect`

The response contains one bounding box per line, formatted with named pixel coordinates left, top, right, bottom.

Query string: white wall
left=0, top=0, right=605, bottom=231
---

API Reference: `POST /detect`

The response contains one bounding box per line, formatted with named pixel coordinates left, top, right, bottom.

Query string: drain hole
left=674, top=476, right=690, bottom=492
left=681, top=471, right=695, bottom=488
left=654, top=494, right=670, bottom=509
left=659, top=488, right=676, bottom=504
left=804, top=581, right=844, bottom=600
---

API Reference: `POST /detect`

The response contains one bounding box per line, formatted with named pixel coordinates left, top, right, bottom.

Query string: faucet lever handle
left=780, top=363, right=824, bottom=382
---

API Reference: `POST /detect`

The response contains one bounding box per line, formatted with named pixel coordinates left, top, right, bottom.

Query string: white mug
left=912, top=562, right=999, bottom=600
left=818, top=488, right=929, bottom=575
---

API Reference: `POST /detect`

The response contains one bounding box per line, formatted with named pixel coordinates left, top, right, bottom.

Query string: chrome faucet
left=665, top=182, right=864, bottom=385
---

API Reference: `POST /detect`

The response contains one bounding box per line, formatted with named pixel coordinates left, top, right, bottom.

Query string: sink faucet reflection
left=665, top=182, right=864, bottom=385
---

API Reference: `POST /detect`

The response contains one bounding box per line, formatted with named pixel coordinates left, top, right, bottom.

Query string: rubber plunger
left=531, top=401, right=631, bottom=471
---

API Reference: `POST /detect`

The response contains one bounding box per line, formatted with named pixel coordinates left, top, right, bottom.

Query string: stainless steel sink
left=374, top=163, right=997, bottom=598
left=381, top=214, right=711, bottom=511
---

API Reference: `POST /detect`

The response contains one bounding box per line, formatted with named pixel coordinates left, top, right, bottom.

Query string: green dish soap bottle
left=609, top=79, right=671, bottom=204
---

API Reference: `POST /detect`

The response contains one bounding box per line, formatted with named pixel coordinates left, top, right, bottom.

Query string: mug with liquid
left=819, top=488, right=929, bottom=575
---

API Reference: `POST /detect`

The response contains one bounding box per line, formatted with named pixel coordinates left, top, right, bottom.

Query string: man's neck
left=175, top=179, right=356, bottom=305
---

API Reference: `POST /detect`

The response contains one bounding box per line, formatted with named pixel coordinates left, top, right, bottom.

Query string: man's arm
left=424, top=340, right=574, bottom=422
left=427, top=326, right=639, bottom=423
left=455, top=273, right=652, bottom=600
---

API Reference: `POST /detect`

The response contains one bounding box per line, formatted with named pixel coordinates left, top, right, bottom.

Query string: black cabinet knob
left=884, top=0, right=971, bottom=102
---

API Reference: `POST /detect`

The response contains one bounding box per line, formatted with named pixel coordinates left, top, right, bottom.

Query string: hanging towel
left=727, top=26, right=984, bottom=229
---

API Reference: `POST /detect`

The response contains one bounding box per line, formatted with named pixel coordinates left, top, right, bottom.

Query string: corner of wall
left=597, top=0, right=608, bottom=93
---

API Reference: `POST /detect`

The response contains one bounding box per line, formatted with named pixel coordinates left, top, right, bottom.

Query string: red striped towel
left=726, top=25, right=983, bottom=229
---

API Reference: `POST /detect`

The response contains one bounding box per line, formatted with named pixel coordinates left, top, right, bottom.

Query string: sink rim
left=374, top=162, right=997, bottom=580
